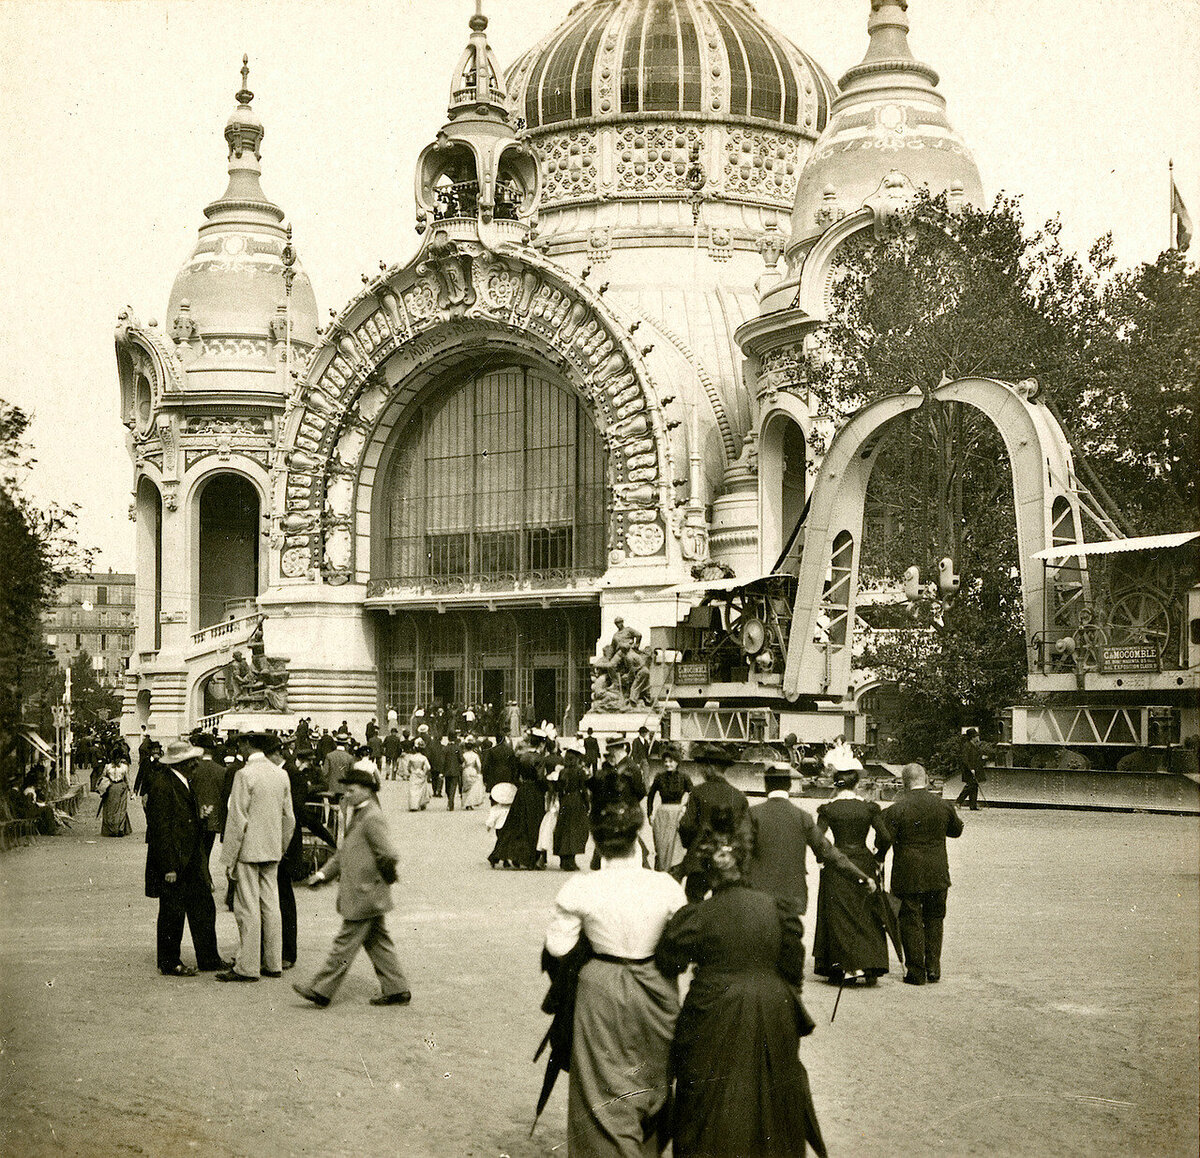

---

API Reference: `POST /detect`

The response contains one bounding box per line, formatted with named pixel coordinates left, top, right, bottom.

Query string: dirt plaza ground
left=1, top=786, right=1196, bottom=1158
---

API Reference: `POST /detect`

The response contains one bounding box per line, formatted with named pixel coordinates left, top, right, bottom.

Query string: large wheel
left=1107, top=591, right=1171, bottom=658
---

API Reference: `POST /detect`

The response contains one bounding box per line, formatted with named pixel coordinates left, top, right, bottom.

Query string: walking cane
left=830, top=973, right=847, bottom=1023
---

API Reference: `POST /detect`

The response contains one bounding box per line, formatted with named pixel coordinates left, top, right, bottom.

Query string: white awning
left=18, top=728, right=55, bottom=758
left=1032, top=531, right=1199, bottom=562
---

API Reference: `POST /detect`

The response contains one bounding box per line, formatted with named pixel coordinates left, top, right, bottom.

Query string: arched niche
left=758, top=402, right=810, bottom=571
left=195, top=473, right=261, bottom=629
left=784, top=377, right=1088, bottom=701
left=135, top=476, right=163, bottom=653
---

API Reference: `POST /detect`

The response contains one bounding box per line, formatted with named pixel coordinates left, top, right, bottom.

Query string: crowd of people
left=86, top=708, right=966, bottom=1156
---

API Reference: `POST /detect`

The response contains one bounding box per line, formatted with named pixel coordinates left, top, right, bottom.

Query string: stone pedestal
left=576, top=710, right=661, bottom=742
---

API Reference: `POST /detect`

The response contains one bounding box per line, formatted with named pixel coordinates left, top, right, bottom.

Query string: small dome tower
left=414, top=2, right=541, bottom=242
left=166, top=57, right=318, bottom=390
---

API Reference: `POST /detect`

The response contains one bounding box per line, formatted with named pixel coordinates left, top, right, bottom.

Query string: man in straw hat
left=217, top=732, right=294, bottom=983
left=145, top=739, right=230, bottom=976
left=294, top=760, right=411, bottom=1007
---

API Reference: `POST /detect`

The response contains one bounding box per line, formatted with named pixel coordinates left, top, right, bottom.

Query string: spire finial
left=236, top=54, right=254, bottom=105
left=470, top=0, right=488, bottom=32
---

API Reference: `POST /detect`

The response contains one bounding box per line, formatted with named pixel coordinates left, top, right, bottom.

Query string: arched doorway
left=759, top=410, right=808, bottom=569
left=373, top=361, right=607, bottom=731
left=197, top=474, right=260, bottom=629
left=135, top=477, right=163, bottom=653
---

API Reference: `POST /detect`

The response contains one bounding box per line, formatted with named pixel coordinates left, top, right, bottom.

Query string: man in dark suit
left=676, top=743, right=749, bottom=901
left=954, top=729, right=984, bottom=811
left=747, top=764, right=874, bottom=914
left=145, top=740, right=229, bottom=976
left=876, top=762, right=964, bottom=985
left=630, top=726, right=653, bottom=789
left=582, top=728, right=602, bottom=773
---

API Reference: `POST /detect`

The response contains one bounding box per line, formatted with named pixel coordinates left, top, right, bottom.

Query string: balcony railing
left=432, top=180, right=523, bottom=222
left=367, top=566, right=604, bottom=601
left=190, top=612, right=262, bottom=649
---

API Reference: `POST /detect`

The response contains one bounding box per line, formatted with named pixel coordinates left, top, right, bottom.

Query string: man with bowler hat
left=218, top=731, right=294, bottom=982
left=675, top=742, right=749, bottom=901
left=145, top=739, right=230, bottom=976
left=293, top=760, right=411, bottom=1007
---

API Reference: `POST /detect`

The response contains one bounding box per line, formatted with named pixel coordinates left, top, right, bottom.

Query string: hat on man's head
left=161, top=740, right=204, bottom=766
left=237, top=730, right=282, bottom=755
left=341, top=759, right=380, bottom=790
left=688, top=741, right=737, bottom=768
left=763, top=762, right=795, bottom=790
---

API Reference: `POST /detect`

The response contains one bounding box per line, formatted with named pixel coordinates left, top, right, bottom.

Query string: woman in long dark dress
left=646, top=744, right=689, bottom=872
left=552, top=752, right=590, bottom=870
left=813, top=770, right=889, bottom=984
left=491, top=749, right=546, bottom=869
left=656, top=808, right=827, bottom=1158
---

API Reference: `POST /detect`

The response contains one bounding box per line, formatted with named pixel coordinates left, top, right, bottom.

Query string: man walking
left=218, top=732, right=294, bottom=983
left=747, top=763, right=875, bottom=916
left=321, top=732, right=354, bottom=796
left=293, top=762, right=411, bottom=1008
left=876, top=762, right=964, bottom=985
left=145, top=740, right=229, bottom=976
left=954, top=729, right=985, bottom=811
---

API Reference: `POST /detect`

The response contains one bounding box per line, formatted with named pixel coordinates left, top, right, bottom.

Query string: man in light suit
left=217, top=731, right=294, bottom=983
left=875, top=762, right=964, bottom=985
left=145, top=740, right=229, bottom=976
left=747, top=764, right=875, bottom=917
left=293, top=762, right=410, bottom=1007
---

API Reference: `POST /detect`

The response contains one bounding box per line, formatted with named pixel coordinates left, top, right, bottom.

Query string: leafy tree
left=808, top=191, right=1195, bottom=762
left=0, top=400, right=92, bottom=784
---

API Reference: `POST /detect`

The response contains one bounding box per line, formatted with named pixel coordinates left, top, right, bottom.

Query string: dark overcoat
left=144, top=771, right=210, bottom=898
left=877, top=788, right=964, bottom=895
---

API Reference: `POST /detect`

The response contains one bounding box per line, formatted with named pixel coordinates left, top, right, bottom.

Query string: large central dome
left=509, top=0, right=834, bottom=133
left=506, top=0, right=835, bottom=223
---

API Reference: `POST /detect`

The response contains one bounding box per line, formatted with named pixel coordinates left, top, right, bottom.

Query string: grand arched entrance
left=373, top=360, right=608, bottom=731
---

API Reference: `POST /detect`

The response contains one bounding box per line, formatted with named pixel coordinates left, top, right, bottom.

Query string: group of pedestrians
left=540, top=742, right=967, bottom=1156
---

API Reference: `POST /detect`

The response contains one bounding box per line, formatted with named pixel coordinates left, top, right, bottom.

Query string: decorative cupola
left=414, top=2, right=541, bottom=242
left=789, top=0, right=984, bottom=253
left=166, top=56, right=318, bottom=387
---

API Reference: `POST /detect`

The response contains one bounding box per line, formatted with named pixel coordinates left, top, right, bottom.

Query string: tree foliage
left=808, top=191, right=1196, bottom=762
left=0, top=400, right=93, bottom=781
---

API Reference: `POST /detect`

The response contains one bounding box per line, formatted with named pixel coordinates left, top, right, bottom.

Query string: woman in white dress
left=404, top=739, right=432, bottom=811
left=459, top=741, right=485, bottom=810
left=541, top=773, right=686, bottom=1155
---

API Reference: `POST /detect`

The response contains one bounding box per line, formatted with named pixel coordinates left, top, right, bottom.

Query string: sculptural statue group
left=589, top=617, right=656, bottom=711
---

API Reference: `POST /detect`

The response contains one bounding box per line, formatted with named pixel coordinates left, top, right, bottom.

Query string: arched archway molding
left=277, top=242, right=684, bottom=585
left=783, top=376, right=1090, bottom=701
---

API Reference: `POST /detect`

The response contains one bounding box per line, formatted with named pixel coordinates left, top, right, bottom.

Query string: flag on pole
left=1171, top=170, right=1192, bottom=251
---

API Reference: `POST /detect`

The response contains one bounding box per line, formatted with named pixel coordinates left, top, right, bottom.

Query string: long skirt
left=407, top=771, right=432, bottom=811
left=672, top=968, right=822, bottom=1158
left=553, top=791, right=589, bottom=857
left=812, top=846, right=889, bottom=978
left=461, top=766, right=486, bottom=810
left=100, top=783, right=131, bottom=837
left=491, top=782, right=545, bottom=868
left=650, top=803, right=685, bottom=872
left=569, top=958, right=679, bottom=1157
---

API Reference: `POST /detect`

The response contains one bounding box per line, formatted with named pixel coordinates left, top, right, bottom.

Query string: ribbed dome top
left=508, top=0, right=835, bottom=134
left=166, top=60, right=318, bottom=366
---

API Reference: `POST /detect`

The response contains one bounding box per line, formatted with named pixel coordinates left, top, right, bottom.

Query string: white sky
left=1, top=0, right=1196, bottom=570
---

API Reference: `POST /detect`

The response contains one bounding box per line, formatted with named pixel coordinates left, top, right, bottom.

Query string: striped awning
left=1032, top=531, right=1199, bottom=562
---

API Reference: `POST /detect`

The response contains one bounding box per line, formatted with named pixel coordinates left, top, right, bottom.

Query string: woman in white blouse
left=542, top=774, right=686, bottom=1156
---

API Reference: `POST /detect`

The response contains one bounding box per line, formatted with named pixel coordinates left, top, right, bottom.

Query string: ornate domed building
left=116, top=0, right=986, bottom=739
